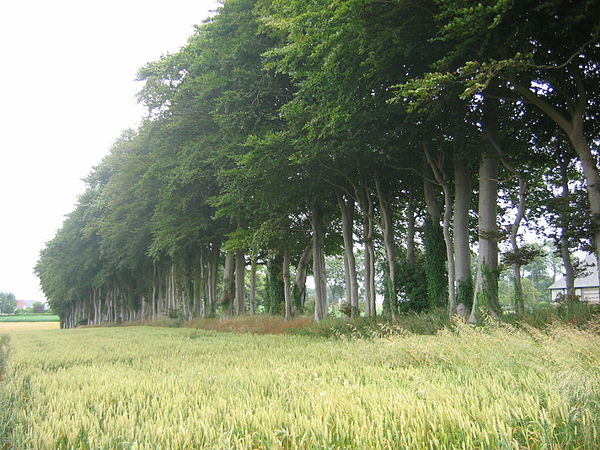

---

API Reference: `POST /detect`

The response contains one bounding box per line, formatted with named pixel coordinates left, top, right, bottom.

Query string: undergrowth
left=136, top=302, right=600, bottom=339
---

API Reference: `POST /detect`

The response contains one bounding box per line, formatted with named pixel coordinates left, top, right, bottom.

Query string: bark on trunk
left=558, top=155, right=576, bottom=297
left=250, top=259, right=257, bottom=315
left=469, top=156, right=501, bottom=322
left=488, top=124, right=528, bottom=316
left=220, top=251, right=235, bottom=315
left=206, top=243, right=220, bottom=318
left=453, top=155, right=472, bottom=311
left=356, top=181, right=376, bottom=317
left=406, top=196, right=416, bottom=265
left=312, top=206, right=328, bottom=322
left=375, top=174, right=397, bottom=320
left=294, top=241, right=312, bottom=311
left=423, top=159, right=442, bottom=223
left=283, top=253, right=293, bottom=320
left=337, top=191, right=359, bottom=318
left=235, top=251, right=245, bottom=315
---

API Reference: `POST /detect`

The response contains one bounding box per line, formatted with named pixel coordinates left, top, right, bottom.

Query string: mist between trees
left=35, top=0, right=600, bottom=329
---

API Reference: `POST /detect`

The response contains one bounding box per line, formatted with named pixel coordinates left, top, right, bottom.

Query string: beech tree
left=36, top=0, right=599, bottom=327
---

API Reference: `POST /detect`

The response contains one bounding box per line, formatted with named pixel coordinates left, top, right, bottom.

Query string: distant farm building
left=16, top=300, right=44, bottom=310
left=548, top=256, right=600, bottom=303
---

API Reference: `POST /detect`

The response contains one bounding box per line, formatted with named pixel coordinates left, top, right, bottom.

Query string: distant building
left=16, top=300, right=45, bottom=310
left=548, top=255, right=600, bottom=303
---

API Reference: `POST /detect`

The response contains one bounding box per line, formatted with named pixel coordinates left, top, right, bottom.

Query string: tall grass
left=1, top=321, right=600, bottom=448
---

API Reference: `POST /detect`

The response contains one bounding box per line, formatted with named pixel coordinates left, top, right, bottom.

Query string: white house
left=548, top=255, right=600, bottom=303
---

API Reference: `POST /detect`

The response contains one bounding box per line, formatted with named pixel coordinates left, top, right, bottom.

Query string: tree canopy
left=36, top=0, right=600, bottom=328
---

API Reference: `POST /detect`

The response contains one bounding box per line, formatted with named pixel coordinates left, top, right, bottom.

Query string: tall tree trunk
left=406, top=196, right=416, bottom=265
left=423, top=143, right=456, bottom=315
left=337, top=191, right=359, bottom=318
left=250, top=259, right=257, bottom=315
left=206, top=243, right=220, bottom=318
left=375, top=174, right=397, bottom=320
left=423, top=159, right=442, bottom=223
left=487, top=124, right=529, bottom=316
left=312, top=205, right=328, bottom=322
left=509, top=177, right=527, bottom=316
left=453, top=155, right=473, bottom=312
left=220, top=251, right=235, bottom=315
left=469, top=156, right=501, bottom=322
left=356, top=181, right=376, bottom=316
left=558, top=154, right=576, bottom=298
left=283, top=252, right=293, bottom=320
left=235, top=251, right=245, bottom=315
left=423, top=153, right=447, bottom=309
left=294, top=241, right=312, bottom=312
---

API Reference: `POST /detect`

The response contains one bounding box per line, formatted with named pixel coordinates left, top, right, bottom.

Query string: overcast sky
left=0, top=0, right=220, bottom=300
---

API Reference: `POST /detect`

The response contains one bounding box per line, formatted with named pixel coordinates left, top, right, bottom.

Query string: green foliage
left=423, top=217, right=447, bottom=309
left=476, top=263, right=501, bottom=316
left=33, top=0, right=600, bottom=331
left=396, top=257, right=428, bottom=313
left=292, top=309, right=450, bottom=339
left=0, top=315, right=59, bottom=323
left=0, top=293, right=17, bottom=315
left=502, top=244, right=543, bottom=268
left=456, top=278, right=473, bottom=310
left=263, top=256, right=284, bottom=315
left=31, top=302, right=46, bottom=314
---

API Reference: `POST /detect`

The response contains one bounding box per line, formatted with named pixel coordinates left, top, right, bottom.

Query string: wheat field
left=1, top=321, right=600, bottom=448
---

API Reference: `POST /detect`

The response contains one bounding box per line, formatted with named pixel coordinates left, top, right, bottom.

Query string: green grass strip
left=0, top=315, right=59, bottom=323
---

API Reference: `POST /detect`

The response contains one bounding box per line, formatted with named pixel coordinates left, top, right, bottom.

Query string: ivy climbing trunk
left=220, top=251, right=235, bottom=315
left=294, top=241, right=312, bottom=312
left=423, top=155, right=447, bottom=309
left=424, top=143, right=456, bottom=315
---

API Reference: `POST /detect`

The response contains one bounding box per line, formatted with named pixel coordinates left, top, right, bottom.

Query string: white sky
left=0, top=0, right=220, bottom=300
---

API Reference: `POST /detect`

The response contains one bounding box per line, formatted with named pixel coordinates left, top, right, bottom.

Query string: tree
left=32, top=302, right=46, bottom=313
left=0, top=292, right=17, bottom=315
